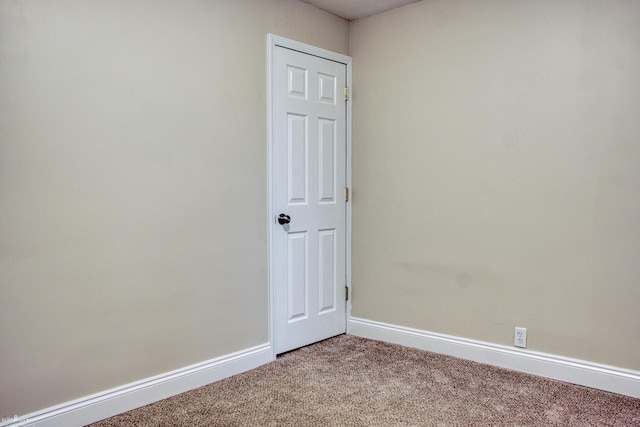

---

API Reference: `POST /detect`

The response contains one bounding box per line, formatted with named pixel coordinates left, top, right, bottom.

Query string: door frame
left=267, top=34, right=352, bottom=358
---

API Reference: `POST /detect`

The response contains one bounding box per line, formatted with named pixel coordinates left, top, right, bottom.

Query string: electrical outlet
left=514, top=327, right=527, bottom=348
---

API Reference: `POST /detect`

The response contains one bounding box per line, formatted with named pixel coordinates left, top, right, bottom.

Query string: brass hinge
left=345, top=286, right=349, bottom=301
left=345, top=187, right=349, bottom=202
left=344, top=87, right=349, bottom=101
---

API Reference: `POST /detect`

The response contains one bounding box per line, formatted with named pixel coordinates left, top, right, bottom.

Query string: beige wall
left=0, top=0, right=348, bottom=416
left=351, top=0, right=640, bottom=370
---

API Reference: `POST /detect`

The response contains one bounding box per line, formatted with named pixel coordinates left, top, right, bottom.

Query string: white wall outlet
left=514, top=327, right=527, bottom=348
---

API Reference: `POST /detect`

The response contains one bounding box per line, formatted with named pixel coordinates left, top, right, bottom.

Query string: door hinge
left=344, top=87, right=349, bottom=101
left=345, top=286, right=349, bottom=301
left=345, top=187, right=349, bottom=202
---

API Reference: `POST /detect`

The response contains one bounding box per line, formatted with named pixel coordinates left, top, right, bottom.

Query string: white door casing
left=268, top=35, right=352, bottom=355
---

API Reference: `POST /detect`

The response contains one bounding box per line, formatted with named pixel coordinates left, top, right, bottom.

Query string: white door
left=272, top=43, right=348, bottom=354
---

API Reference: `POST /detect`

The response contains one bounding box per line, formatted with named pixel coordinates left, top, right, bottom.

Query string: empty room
left=1, top=0, right=639, bottom=425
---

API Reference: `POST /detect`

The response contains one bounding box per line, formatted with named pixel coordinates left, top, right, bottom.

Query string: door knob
left=278, top=213, right=291, bottom=225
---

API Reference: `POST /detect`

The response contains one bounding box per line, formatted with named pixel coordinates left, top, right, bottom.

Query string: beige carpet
left=90, top=335, right=640, bottom=426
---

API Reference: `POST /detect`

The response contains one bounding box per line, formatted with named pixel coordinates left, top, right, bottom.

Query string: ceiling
left=300, top=0, right=421, bottom=20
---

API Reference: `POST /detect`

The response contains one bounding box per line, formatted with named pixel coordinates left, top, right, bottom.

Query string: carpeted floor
left=90, top=335, right=640, bottom=426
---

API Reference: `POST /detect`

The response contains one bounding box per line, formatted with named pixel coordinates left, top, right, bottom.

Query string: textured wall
left=351, top=0, right=640, bottom=370
left=0, top=0, right=348, bottom=416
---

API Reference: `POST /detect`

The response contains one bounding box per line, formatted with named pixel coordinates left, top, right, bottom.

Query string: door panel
left=287, top=232, right=308, bottom=321
left=318, top=228, right=336, bottom=313
left=288, top=114, right=307, bottom=204
left=318, top=118, right=336, bottom=203
left=273, top=45, right=347, bottom=354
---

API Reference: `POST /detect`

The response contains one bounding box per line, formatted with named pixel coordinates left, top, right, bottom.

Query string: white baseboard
left=349, top=317, right=640, bottom=399
left=2, top=344, right=273, bottom=427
